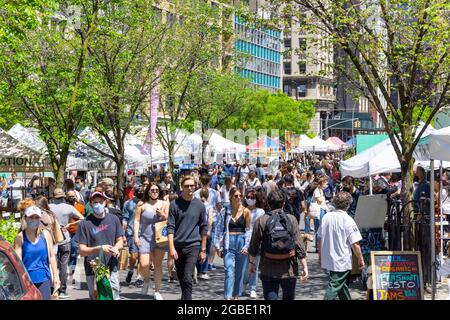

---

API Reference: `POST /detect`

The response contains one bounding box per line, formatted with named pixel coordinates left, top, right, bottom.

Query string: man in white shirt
left=8, top=172, right=24, bottom=210
left=317, top=191, right=365, bottom=300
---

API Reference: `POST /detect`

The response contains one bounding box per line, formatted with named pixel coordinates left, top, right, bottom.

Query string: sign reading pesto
left=371, top=251, right=423, bottom=300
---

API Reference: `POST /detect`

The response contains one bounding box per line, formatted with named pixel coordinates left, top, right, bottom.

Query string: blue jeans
left=69, top=235, right=78, bottom=273
left=314, top=209, right=326, bottom=251
left=223, top=233, right=248, bottom=299
left=243, top=254, right=260, bottom=292
left=196, top=236, right=211, bottom=273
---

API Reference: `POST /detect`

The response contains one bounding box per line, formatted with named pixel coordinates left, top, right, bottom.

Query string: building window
left=283, top=62, right=291, bottom=75
left=298, top=61, right=306, bottom=74
left=299, top=38, right=306, bottom=51
left=283, top=84, right=290, bottom=94
left=284, top=38, right=291, bottom=49
left=297, top=84, right=307, bottom=97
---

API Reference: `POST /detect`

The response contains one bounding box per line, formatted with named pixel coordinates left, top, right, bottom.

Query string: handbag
left=154, top=219, right=168, bottom=248
left=52, top=218, right=65, bottom=244
left=307, top=201, right=321, bottom=219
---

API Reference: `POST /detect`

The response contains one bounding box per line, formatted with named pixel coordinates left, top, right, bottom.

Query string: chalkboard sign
left=371, top=251, right=423, bottom=300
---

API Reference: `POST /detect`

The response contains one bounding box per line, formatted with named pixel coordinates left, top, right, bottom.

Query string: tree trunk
left=400, top=157, right=415, bottom=251
left=168, top=141, right=175, bottom=172
left=53, top=152, right=69, bottom=188
left=116, top=157, right=125, bottom=210
left=201, top=140, right=208, bottom=166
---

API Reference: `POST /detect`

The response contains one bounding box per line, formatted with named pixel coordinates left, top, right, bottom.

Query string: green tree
left=270, top=0, right=450, bottom=249
left=0, top=1, right=100, bottom=187
left=81, top=1, right=169, bottom=206
left=222, top=90, right=316, bottom=138
left=186, top=72, right=252, bottom=164
left=145, top=2, right=233, bottom=170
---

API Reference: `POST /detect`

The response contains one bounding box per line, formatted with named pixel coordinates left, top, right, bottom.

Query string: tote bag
left=154, top=220, right=168, bottom=248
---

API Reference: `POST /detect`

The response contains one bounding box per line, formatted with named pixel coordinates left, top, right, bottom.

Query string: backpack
left=262, top=209, right=296, bottom=260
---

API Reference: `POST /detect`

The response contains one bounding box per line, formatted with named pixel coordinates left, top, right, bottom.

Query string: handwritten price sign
left=371, top=251, right=424, bottom=300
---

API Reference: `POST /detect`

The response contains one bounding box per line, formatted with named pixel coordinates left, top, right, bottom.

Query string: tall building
left=281, top=12, right=336, bottom=137
left=233, top=1, right=283, bottom=92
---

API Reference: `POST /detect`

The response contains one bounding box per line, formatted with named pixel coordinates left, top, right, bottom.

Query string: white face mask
left=27, top=219, right=40, bottom=230
left=246, top=198, right=256, bottom=206
left=93, top=202, right=106, bottom=217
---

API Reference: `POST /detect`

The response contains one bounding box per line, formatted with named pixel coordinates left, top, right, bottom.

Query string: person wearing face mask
left=48, top=188, right=84, bottom=298
left=14, top=206, right=60, bottom=300
left=76, top=191, right=124, bottom=300
left=66, top=190, right=85, bottom=286
left=208, top=167, right=219, bottom=191
left=236, top=162, right=250, bottom=192
left=242, top=187, right=265, bottom=299
left=123, top=184, right=145, bottom=286
left=340, top=176, right=360, bottom=219
left=8, top=172, right=25, bottom=210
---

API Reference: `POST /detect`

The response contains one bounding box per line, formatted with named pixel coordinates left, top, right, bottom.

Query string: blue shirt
left=123, top=198, right=138, bottom=237
left=347, top=188, right=361, bottom=219
left=224, top=165, right=235, bottom=177
left=210, top=175, right=219, bottom=190
left=214, top=207, right=252, bottom=250
left=22, top=233, right=51, bottom=284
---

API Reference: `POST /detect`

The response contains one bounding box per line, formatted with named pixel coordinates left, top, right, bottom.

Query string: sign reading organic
left=371, top=251, right=423, bottom=300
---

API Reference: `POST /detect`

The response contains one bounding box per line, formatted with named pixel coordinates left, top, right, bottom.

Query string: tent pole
left=430, top=159, right=436, bottom=300
left=369, top=175, right=373, bottom=195
left=440, top=161, right=444, bottom=276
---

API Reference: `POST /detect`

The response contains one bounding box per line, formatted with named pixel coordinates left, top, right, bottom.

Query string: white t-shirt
left=441, top=189, right=450, bottom=215
left=9, top=179, right=24, bottom=200
left=317, top=209, right=362, bottom=272
left=313, top=188, right=327, bottom=210
left=220, top=185, right=232, bottom=204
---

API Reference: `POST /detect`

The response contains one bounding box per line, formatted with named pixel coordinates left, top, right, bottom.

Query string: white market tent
left=0, top=128, right=52, bottom=172
left=8, top=124, right=88, bottom=171
left=340, top=124, right=436, bottom=178
left=312, top=136, right=332, bottom=152
left=292, top=134, right=331, bottom=152
left=206, top=132, right=246, bottom=153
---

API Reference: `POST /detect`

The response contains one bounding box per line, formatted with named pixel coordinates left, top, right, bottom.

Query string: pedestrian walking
left=134, top=182, right=169, bottom=300
left=214, top=187, right=252, bottom=300
left=49, top=188, right=84, bottom=299
left=242, top=187, right=265, bottom=299
left=14, top=206, right=60, bottom=300
left=168, top=176, right=208, bottom=300
left=76, top=191, right=123, bottom=300
left=248, top=189, right=308, bottom=300
left=317, top=191, right=364, bottom=300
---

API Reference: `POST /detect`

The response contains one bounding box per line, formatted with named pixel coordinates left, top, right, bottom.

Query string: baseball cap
left=89, top=191, right=108, bottom=200
left=54, top=188, right=65, bottom=199
left=100, top=178, right=114, bottom=186
left=24, top=206, right=42, bottom=218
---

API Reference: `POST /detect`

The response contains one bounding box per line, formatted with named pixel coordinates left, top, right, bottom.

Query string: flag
left=143, top=74, right=160, bottom=156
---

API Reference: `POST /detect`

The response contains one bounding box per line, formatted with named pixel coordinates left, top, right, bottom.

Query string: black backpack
left=262, top=209, right=295, bottom=256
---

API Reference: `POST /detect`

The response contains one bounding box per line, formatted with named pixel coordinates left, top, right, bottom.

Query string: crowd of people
left=2, top=153, right=450, bottom=300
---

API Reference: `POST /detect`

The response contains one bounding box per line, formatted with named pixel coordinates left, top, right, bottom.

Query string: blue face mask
left=27, top=219, right=40, bottom=230
left=92, top=202, right=105, bottom=214
left=75, top=184, right=81, bottom=191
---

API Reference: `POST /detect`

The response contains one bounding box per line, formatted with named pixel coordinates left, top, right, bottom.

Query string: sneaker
left=141, top=281, right=150, bottom=295
left=134, top=279, right=144, bottom=287
left=208, top=264, right=217, bottom=271
left=168, top=276, right=175, bottom=283
left=58, top=292, right=70, bottom=299
left=154, top=292, right=163, bottom=300
left=199, top=273, right=209, bottom=280
left=250, top=290, right=257, bottom=299
left=126, top=270, right=133, bottom=284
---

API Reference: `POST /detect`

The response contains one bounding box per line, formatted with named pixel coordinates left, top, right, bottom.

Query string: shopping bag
left=90, top=247, right=113, bottom=300
left=307, top=202, right=321, bottom=219
left=52, top=219, right=65, bottom=244
left=154, top=220, right=168, bottom=248
left=118, top=248, right=129, bottom=270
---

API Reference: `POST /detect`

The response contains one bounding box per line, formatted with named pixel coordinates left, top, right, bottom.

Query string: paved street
left=66, top=247, right=368, bottom=301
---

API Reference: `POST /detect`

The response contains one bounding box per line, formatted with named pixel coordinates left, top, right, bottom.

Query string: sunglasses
left=150, top=189, right=159, bottom=193
left=183, top=184, right=196, bottom=189
left=234, top=194, right=242, bottom=198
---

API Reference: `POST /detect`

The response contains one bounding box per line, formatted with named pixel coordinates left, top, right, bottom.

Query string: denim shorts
left=126, top=234, right=139, bottom=254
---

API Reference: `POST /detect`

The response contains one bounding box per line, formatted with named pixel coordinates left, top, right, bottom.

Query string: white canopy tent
left=311, top=136, right=332, bottom=152
left=340, top=124, right=436, bottom=178
left=0, top=128, right=52, bottom=172
left=8, top=124, right=88, bottom=170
